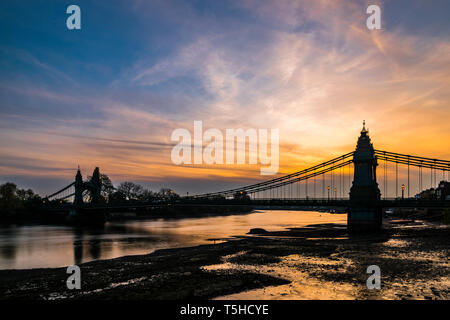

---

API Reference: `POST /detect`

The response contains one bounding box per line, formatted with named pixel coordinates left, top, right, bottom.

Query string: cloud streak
left=0, top=0, right=449, bottom=195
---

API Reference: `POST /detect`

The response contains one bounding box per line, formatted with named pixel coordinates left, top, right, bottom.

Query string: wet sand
left=0, top=217, right=448, bottom=300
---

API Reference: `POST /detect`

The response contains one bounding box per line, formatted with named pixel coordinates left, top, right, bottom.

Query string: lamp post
left=334, top=187, right=337, bottom=200
left=401, top=184, right=405, bottom=200
left=327, top=186, right=330, bottom=202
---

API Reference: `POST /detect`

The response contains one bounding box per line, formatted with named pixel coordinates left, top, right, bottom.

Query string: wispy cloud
left=0, top=0, right=449, bottom=194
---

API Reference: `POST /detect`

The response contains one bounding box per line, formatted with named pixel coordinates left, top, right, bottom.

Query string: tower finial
left=361, top=120, right=368, bottom=134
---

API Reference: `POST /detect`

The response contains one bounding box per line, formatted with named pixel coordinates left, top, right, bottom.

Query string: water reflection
left=0, top=210, right=347, bottom=270
left=72, top=228, right=107, bottom=265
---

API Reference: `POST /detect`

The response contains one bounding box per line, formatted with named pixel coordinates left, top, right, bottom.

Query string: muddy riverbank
left=0, top=217, right=448, bottom=300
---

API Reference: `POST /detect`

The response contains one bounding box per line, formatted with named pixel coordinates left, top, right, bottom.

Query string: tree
left=138, top=189, right=156, bottom=202
left=116, top=182, right=144, bottom=201
left=0, top=182, right=23, bottom=215
left=87, top=173, right=115, bottom=201
left=99, top=174, right=115, bottom=199
left=0, top=182, right=17, bottom=201
left=16, top=188, right=37, bottom=201
left=108, top=190, right=126, bottom=204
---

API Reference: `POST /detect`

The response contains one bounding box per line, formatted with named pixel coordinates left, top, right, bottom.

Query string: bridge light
left=327, top=186, right=330, bottom=190
left=401, top=184, right=405, bottom=191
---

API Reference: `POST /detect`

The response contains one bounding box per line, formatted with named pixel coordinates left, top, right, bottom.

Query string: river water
left=0, top=210, right=346, bottom=270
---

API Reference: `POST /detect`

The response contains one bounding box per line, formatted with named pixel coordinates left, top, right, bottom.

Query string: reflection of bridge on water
left=44, top=122, right=450, bottom=232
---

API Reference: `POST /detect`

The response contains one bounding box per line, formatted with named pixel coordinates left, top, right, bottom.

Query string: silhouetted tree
left=138, top=189, right=156, bottom=202
left=18, top=188, right=40, bottom=201
left=117, top=182, right=144, bottom=201
left=108, top=190, right=126, bottom=204
left=106, top=181, right=179, bottom=204
left=99, top=174, right=115, bottom=200
left=0, top=182, right=23, bottom=216
left=87, top=173, right=115, bottom=202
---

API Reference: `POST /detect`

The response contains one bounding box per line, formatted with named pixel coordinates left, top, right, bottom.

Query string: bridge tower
left=348, top=121, right=382, bottom=232
left=74, top=166, right=84, bottom=206
left=73, top=167, right=102, bottom=206
left=90, top=167, right=102, bottom=204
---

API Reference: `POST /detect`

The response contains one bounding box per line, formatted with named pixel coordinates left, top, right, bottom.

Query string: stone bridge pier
left=348, top=122, right=382, bottom=232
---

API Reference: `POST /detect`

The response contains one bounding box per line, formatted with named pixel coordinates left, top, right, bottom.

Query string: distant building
left=416, top=180, right=450, bottom=200
left=436, top=181, right=450, bottom=201
left=416, top=188, right=435, bottom=200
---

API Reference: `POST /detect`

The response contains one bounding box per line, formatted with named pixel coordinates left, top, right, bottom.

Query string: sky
left=0, top=0, right=449, bottom=196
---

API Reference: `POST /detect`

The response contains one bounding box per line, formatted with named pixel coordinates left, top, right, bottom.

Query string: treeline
left=98, top=175, right=180, bottom=204
left=0, top=182, right=42, bottom=217
left=0, top=174, right=180, bottom=217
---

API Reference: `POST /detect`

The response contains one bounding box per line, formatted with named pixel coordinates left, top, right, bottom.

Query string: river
left=0, top=210, right=346, bottom=270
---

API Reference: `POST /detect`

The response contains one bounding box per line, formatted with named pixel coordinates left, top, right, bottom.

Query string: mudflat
left=0, top=218, right=448, bottom=300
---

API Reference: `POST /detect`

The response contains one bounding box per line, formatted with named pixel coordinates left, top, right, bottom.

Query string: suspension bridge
left=44, top=122, right=450, bottom=231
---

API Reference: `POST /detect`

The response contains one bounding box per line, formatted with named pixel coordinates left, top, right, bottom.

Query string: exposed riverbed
left=0, top=211, right=448, bottom=300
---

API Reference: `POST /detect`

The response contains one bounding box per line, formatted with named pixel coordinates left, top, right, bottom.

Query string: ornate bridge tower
left=74, top=167, right=84, bottom=206
left=348, top=121, right=382, bottom=231
left=90, top=167, right=102, bottom=204
left=73, top=167, right=102, bottom=206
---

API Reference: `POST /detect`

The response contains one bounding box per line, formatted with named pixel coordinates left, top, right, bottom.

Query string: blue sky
left=1, top=0, right=449, bottom=196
